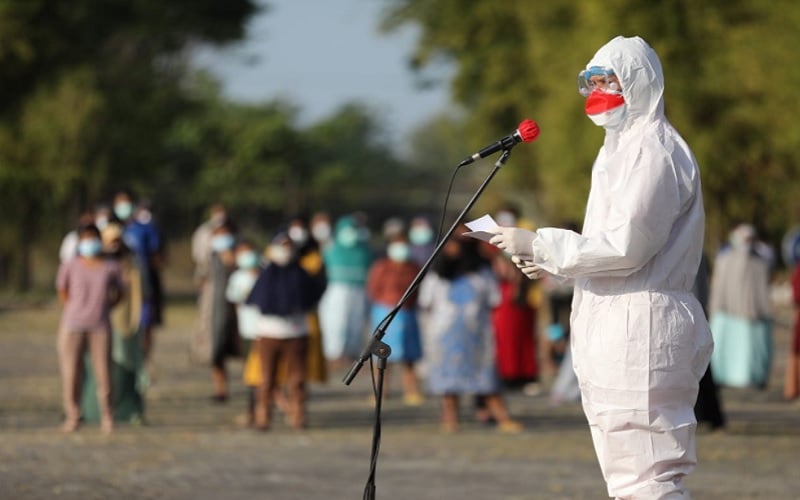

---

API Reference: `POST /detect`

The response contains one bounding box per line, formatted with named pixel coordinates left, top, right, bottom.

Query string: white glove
left=488, top=227, right=536, bottom=259
left=511, top=256, right=542, bottom=280
left=518, top=262, right=542, bottom=280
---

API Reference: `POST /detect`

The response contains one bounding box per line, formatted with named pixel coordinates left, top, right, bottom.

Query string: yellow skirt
left=242, top=347, right=262, bottom=387
left=241, top=313, right=328, bottom=387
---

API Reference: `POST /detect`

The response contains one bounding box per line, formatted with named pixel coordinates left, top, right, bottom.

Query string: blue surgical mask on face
left=95, top=216, right=109, bottom=230
left=236, top=251, right=259, bottom=269
left=288, top=226, right=309, bottom=246
left=78, top=238, right=103, bottom=257
left=387, top=242, right=410, bottom=263
left=337, top=226, right=359, bottom=248
left=212, top=233, right=235, bottom=252
left=114, top=201, right=133, bottom=221
left=409, top=226, right=433, bottom=246
left=311, top=223, right=331, bottom=242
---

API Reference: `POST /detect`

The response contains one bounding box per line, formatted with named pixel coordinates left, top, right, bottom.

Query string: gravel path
left=1, top=302, right=799, bottom=499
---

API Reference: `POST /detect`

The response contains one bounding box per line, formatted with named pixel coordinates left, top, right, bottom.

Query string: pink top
left=56, top=258, right=124, bottom=331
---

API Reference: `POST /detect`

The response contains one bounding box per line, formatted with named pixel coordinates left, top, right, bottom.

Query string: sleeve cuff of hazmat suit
left=531, top=228, right=591, bottom=279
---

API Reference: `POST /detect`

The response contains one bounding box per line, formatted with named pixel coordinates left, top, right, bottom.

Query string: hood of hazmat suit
left=530, top=36, right=713, bottom=499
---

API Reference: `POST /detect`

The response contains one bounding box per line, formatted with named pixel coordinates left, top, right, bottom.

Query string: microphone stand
left=343, top=148, right=513, bottom=500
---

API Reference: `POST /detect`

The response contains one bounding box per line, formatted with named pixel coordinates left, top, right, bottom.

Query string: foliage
left=0, top=0, right=258, bottom=288
left=0, top=0, right=444, bottom=291
left=383, top=0, right=800, bottom=250
left=4, top=0, right=798, bottom=290
left=168, top=85, right=447, bottom=234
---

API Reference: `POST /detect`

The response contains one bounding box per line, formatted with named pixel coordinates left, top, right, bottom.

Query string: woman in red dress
left=784, top=264, right=800, bottom=400
left=490, top=253, right=538, bottom=390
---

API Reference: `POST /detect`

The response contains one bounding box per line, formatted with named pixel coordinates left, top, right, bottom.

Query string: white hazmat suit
left=494, top=36, right=713, bottom=499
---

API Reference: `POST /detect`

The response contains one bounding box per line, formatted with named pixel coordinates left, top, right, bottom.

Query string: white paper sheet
left=462, top=214, right=500, bottom=242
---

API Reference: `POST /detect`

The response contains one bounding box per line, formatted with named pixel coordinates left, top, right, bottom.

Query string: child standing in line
left=226, top=241, right=263, bottom=425
left=56, top=223, right=124, bottom=433
left=246, top=232, right=326, bottom=430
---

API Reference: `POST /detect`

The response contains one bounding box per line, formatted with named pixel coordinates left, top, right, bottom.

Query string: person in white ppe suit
left=489, top=36, right=713, bottom=499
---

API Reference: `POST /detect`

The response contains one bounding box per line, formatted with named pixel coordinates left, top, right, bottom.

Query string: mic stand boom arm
left=343, top=148, right=513, bottom=500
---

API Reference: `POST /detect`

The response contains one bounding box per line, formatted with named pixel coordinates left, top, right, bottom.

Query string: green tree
left=168, top=78, right=436, bottom=236
left=166, top=76, right=305, bottom=225
left=304, top=103, right=411, bottom=214
left=385, top=0, right=800, bottom=252
left=0, top=0, right=258, bottom=289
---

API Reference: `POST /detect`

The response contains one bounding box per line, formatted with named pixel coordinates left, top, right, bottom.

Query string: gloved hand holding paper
left=463, top=215, right=536, bottom=260
left=489, top=227, right=536, bottom=260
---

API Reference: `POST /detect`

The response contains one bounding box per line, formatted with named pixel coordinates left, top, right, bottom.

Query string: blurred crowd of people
left=52, top=195, right=800, bottom=435
left=186, top=203, right=582, bottom=433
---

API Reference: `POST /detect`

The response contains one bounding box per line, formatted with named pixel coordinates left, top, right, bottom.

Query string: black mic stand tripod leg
left=363, top=339, right=390, bottom=500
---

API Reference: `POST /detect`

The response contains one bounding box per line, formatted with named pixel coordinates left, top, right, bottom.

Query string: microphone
left=458, top=119, right=540, bottom=167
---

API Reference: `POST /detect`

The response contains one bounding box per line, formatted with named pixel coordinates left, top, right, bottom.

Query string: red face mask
left=584, top=89, right=625, bottom=116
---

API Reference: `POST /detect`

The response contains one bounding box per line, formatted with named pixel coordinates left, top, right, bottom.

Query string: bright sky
left=193, top=0, right=451, bottom=150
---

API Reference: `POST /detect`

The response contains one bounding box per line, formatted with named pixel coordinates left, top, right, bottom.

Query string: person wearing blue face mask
left=55, top=224, right=125, bottom=434
left=207, top=220, right=240, bottom=403
left=226, top=241, right=262, bottom=343
left=225, top=240, right=262, bottom=424
left=59, top=212, right=96, bottom=262
left=366, top=234, right=424, bottom=405
left=78, top=222, right=147, bottom=426
left=408, top=216, right=436, bottom=268
left=245, top=232, right=327, bottom=430
left=112, top=190, right=164, bottom=360
left=318, top=216, right=373, bottom=367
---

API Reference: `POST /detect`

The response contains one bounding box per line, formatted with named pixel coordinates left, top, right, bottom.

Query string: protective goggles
left=577, top=66, right=621, bottom=97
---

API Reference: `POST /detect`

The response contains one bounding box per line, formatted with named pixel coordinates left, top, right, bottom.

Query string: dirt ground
left=1, top=300, right=799, bottom=500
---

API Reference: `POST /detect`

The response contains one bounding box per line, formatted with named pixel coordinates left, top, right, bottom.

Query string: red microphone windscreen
left=517, top=119, right=540, bottom=143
